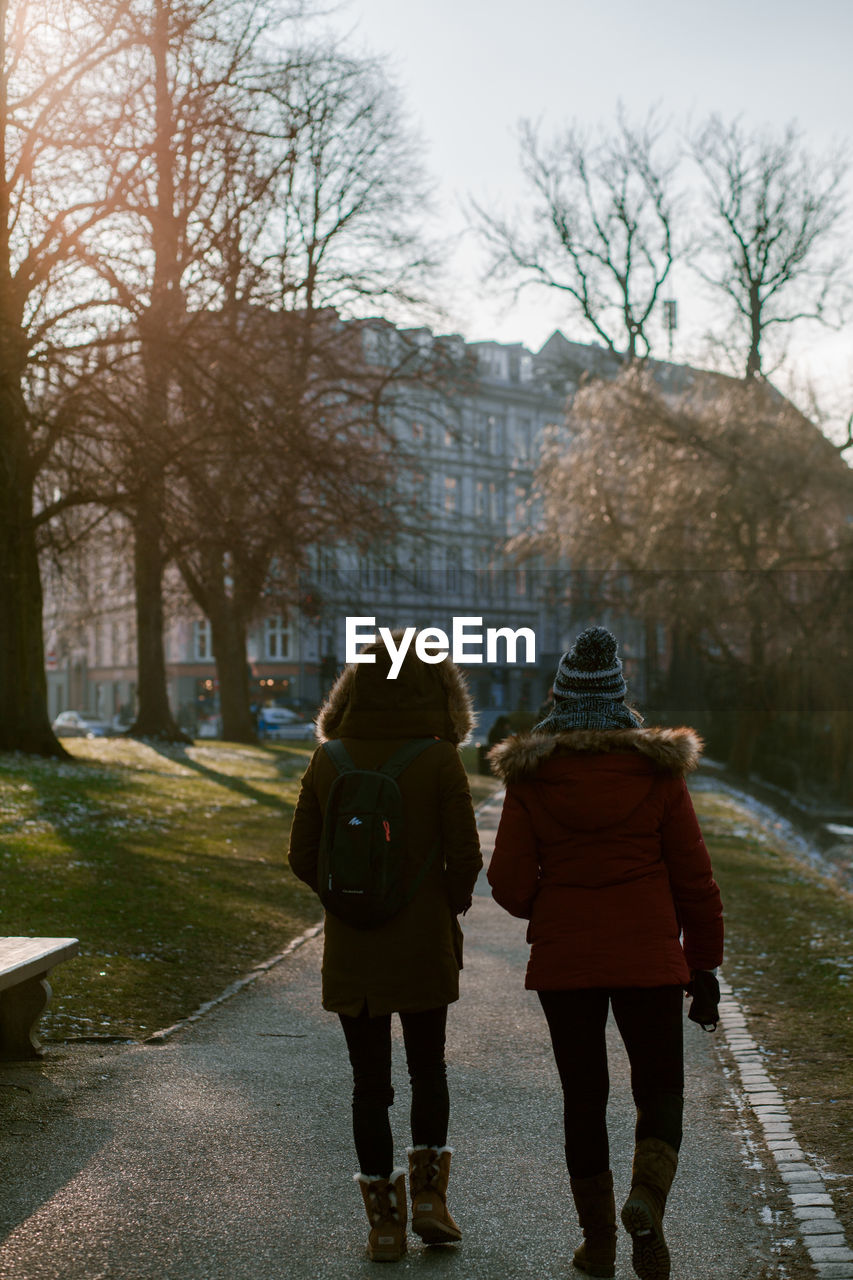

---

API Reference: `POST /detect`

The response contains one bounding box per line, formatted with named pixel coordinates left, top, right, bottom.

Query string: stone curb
left=719, top=976, right=853, bottom=1279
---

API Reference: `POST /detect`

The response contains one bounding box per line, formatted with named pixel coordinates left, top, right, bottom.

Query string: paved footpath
left=0, top=796, right=823, bottom=1279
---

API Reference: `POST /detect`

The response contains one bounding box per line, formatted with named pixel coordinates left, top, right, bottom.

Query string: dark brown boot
left=569, top=1170, right=616, bottom=1278
left=355, top=1169, right=408, bottom=1262
left=407, top=1146, right=462, bottom=1244
left=620, top=1139, right=678, bottom=1280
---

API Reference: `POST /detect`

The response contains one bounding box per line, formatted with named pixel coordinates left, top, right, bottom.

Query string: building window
left=265, top=615, right=291, bottom=660
left=488, top=481, right=503, bottom=522
left=363, top=327, right=380, bottom=364
left=317, top=548, right=336, bottom=585
left=94, top=622, right=107, bottom=668
left=514, top=485, right=528, bottom=530
left=487, top=414, right=504, bottom=455
left=515, top=419, right=531, bottom=460
left=476, top=549, right=493, bottom=594
left=409, top=469, right=425, bottom=507
left=412, top=420, right=425, bottom=441
left=119, top=619, right=131, bottom=665
left=444, top=476, right=457, bottom=512
left=194, top=619, right=213, bottom=661
left=358, top=555, right=391, bottom=590
left=475, top=480, right=486, bottom=517
left=446, top=546, right=462, bottom=592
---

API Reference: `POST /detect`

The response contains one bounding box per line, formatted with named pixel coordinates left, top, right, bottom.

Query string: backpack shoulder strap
left=322, top=740, right=358, bottom=775
left=378, top=738, right=440, bottom=780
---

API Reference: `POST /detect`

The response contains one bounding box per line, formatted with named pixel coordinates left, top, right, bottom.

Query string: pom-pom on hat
left=553, top=626, right=627, bottom=702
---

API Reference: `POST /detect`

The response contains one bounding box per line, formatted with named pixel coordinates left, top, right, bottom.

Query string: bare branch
left=472, top=106, right=682, bottom=361
left=691, top=115, right=850, bottom=379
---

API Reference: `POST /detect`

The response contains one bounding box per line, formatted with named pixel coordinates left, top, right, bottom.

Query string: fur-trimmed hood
left=489, top=726, right=703, bottom=784
left=315, top=643, right=474, bottom=745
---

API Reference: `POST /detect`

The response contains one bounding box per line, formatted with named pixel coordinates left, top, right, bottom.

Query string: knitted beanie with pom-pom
left=533, top=626, right=642, bottom=733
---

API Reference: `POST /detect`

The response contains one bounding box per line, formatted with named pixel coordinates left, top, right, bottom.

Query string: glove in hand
left=687, top=969, right=721, bottom=1032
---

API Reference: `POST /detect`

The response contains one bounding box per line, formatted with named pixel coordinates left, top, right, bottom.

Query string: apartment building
left=43, top=324, right=648, bottom=731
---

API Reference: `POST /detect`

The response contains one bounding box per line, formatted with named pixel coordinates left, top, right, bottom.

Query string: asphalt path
left=0, top=796, right=796, bottom=1279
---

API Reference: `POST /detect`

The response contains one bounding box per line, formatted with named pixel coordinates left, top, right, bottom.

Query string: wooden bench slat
left=0, top=938, right=80, bottom=993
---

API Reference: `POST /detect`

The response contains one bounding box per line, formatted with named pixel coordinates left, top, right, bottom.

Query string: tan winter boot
left=620, top=1139, right=679, bottom=1280
left=355, top=1169, right=408, bottom=1262
left=569, top=1170, right=617, bottom=1277
left=407, top=1145, right=462, bottom=1244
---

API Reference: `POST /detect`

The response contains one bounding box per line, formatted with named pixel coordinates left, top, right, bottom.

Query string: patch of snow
left=690, top=773, right=847, bottom=886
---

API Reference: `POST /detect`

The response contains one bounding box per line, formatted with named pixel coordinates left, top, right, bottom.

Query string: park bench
left=0, top=937, right=80, bottom=1059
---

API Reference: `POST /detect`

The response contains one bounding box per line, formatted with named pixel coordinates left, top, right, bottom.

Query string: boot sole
left=366, top=1242, right=407, bottom=1263
left=621, top=1199, right=670, bottom=1280
left=573, top=1259, right=615, bottom=1278
left=412, top=1217, right=462, bottom=1245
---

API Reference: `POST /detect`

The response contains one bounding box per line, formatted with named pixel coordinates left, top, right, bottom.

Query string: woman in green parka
left=288, top=635, right=482, bottom=1263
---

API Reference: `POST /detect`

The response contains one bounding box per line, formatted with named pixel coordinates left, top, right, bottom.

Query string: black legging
left=538, top=986, right=684, bottom=1179
left=338, top=1005, right=450, bottom=1177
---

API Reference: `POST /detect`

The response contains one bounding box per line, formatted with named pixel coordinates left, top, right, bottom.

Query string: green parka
left=287, top=644, right=483, bottom=1016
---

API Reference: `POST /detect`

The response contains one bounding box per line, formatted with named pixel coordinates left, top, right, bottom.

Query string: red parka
left=487, top=726, right=723, bottom=991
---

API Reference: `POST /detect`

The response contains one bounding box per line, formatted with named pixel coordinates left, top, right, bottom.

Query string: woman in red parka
left=488, top=627, right=723, bottom=1280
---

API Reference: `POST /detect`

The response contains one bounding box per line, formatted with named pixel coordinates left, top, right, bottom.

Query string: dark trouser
left=338, top=1005, right=450, bottom=1177
left=538, top=986, right=684, bottom=1180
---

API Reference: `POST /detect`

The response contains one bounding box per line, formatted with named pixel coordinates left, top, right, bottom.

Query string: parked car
left=52, top=710, right=115, bottom=738
left=258, top=706, right=317, bottom=742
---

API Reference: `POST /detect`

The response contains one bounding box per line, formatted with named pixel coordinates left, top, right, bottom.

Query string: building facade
left=43, top=325, right=649, bottom=733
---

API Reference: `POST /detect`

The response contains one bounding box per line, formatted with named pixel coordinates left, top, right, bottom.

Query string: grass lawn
left=0, top=737, right=500, bottom=1044
left=0, top=738, right=321, bottom=1041
left=691, top=786, right=853, bottom=1241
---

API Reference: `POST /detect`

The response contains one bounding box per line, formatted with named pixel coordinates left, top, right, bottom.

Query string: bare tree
left=167, top=316, right=398, bottom=741
left=522, top=369, right=853, bottom=777
left=474, top=107, right=681, bottom=361
left=0, top=0, right=134, bottom=756
left=83, top=0, right=292, bottom=741
left=691, top=115, right=850, bottom=380
left=161, top=47, right=445, bottom=742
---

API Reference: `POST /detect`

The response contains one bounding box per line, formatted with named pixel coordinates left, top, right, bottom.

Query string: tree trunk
left=127, top=498, right=189, bottom=742
left=745, top=281, right=762, bottom=380
left=122, top=2, right=190, bottom=746
left=726, top=613, right=771, bottom=776
left=727, top=707, right=764, bottom=778
left=209, top=601, right=256, bottom=743
left=0, top=41, right=64, bottom=757
left=664, top=620, right=705, bottom=726
left=0, top=471, right=66, bottom=756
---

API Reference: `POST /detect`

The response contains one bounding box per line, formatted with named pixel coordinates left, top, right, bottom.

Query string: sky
left=316, top=0, right=853, bottom=428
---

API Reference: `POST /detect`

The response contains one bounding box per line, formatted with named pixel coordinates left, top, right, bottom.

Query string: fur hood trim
left=489, top=726, right=703, bottom=783
left=315, top=650, right=474, bottom=746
